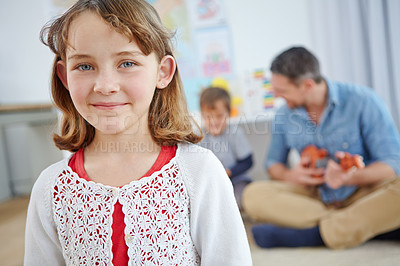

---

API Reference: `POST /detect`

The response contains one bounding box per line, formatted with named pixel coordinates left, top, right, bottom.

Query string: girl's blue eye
left=121, top=61, right=134, bottom=68
left=78, top=64, right=93, bottom=71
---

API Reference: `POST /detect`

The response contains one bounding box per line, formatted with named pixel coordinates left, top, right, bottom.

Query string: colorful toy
left=336, top=151, right=365, bottom=171
left=300, top=145, right=364, bottom=177
left=211, top=76, right=229, bottom=91
left=210, top=76, right=243, bottom=117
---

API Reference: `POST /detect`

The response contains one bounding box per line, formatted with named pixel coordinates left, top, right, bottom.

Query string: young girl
left=24, top=0, right=252, bottom=265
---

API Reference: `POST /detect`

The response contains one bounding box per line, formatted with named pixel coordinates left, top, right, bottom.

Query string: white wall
left=0, top=0, right=54, bottom=104
left=224, top=0, right=314, bottom=76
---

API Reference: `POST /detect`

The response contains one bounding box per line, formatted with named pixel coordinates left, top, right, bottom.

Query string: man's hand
left=324, top=151, right=363, bottom=189
left=285, top=156, right=325, bottom=186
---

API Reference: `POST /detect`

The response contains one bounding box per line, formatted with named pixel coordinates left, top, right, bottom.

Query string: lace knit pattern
left=52, top=160, right=200, bottom=265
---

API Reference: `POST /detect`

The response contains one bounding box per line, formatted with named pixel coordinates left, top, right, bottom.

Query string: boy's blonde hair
left=40, top=0, right=202, bottom=152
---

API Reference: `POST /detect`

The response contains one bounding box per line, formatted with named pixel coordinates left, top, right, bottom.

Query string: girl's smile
left=91, top=102, right=129, bottom=111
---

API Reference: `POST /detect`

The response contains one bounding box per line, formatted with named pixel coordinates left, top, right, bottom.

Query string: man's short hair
left=270, top=46, right=323, bottom=84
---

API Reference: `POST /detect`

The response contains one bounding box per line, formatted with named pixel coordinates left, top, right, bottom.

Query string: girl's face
left=57, top=11, right=174, bottom=136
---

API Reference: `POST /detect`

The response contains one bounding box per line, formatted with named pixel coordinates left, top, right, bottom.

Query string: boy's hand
left=225, top=168, right=232, bottom=178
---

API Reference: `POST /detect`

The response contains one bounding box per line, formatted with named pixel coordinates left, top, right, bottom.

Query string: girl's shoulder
left=176, top=142, right=219, bottom=165
left=38, top=157, right=70, bottom=181
left=28, top=157, right=70, bottom=217
left=31, top=157, right=70, bottom=197
left=176, top=142, right=222, bottom=175
left=176, top=142, right=210, bottom=153
left=175, top=142, right=227, bottom=187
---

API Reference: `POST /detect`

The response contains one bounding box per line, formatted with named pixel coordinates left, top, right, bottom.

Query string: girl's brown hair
left=40, top=0, right=202, bottom=152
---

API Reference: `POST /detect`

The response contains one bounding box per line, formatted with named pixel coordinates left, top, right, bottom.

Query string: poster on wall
left=186, top=0, right=226, bottom=28
left=151, top=0, right=198, bottom=79
left=194, top=26, right=233, bottom=78
left=151, top=0, right=208, bottom=112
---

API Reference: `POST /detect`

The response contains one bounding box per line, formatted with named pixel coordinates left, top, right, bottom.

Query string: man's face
left=270, top=73, right=307, bottom=109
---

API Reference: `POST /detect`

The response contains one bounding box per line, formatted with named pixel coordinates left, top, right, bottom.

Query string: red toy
left=300, top=145, right=364, bottom=178
left=337, top=151, right=365, bottom=171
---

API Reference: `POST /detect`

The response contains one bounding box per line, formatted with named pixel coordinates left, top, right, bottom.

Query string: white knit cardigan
left=24, top=143, right=252, bottom=266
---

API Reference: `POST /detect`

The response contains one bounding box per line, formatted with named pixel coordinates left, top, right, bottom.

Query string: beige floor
left=0, top=196, right=28, bottom=266
left=1, top=197, right=399, bottom=266
left=244, top=215, right=400, bottom=266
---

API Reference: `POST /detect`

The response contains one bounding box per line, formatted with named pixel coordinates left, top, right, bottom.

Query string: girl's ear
left=157, top=55, right=176, bottom=89
left=56, top=60, right=69, bottom=90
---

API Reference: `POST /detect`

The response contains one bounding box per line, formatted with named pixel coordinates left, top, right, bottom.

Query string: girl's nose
left=93, top=72, right=119, bottom=95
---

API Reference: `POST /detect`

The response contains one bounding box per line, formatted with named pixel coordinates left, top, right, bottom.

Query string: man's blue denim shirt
left=266, top=79, right=400, bottom=203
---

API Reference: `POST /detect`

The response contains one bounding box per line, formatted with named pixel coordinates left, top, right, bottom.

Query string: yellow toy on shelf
left=210, top=77, right=243, bottom=117
left=211, top=77, right=229, bottom=91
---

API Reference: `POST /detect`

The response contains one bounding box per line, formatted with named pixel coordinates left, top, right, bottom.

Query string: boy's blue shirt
left=266, top=79, right=400, bottom=203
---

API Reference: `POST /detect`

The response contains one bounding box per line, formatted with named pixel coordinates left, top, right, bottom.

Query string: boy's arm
left=227, top=154, right=253, bottom=178
left=227, top=126, right=253, bottom=178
